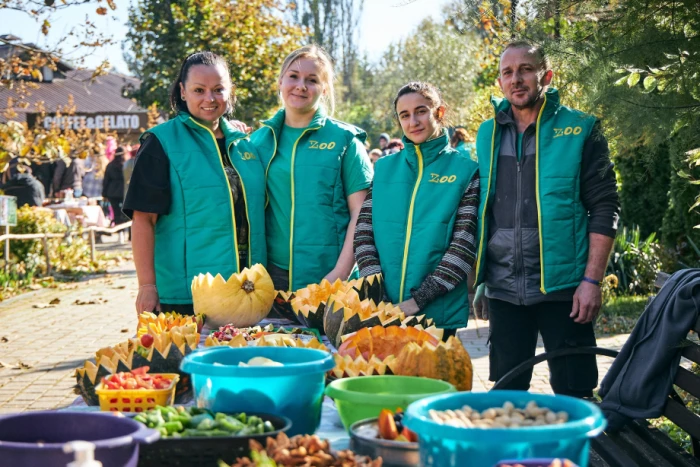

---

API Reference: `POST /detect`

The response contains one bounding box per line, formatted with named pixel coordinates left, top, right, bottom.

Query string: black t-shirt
left=123, top=134, right=248, bottom=253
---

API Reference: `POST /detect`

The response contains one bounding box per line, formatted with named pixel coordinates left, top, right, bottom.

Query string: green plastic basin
left=325, top=375, right=456, bottom=431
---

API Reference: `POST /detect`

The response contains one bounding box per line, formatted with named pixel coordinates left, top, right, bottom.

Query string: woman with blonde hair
left=82, top=148, right=109, bottom=198
left=250, top=45, right=373, bottom=294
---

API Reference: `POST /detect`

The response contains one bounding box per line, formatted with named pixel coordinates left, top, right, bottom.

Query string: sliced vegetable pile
left=133, top=406, right=276, bottom=438
left=100, top=366, right=173, bottom=390
left=377, top=408, right=417, bottom=442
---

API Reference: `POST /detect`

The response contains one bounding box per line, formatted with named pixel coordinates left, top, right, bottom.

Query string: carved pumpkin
left=329, top=332, right=473, bottom=391
left=289, top=278, right=348, bottom=331
left=388, top=337, right=473, bottom=391
left=337, top=325, right=442, bottom=360
left=75, top=324, right=200, bottom=405
left=191, top=264, right=275, bottom=328
left=323, top=291, right=435, bottom=348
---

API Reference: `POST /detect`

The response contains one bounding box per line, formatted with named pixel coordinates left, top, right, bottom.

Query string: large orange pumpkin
left=337, top=325, right=441, bottom=360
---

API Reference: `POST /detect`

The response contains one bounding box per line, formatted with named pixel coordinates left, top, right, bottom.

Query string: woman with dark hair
left=354, top=82, right=480, bottom=337
left=103, top=147, right=126, bottom=224
left=450, top=127, right=474, bottom=159
left=123, top=51, right=266, bottom=316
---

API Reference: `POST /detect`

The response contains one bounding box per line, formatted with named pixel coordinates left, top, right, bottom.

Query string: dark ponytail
left=169, top=51, right=236, bottom=116
left=393, top=81, right=452, bottom=128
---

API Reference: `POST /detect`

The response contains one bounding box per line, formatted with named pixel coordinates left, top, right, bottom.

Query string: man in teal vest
left=472, top=40, right=620, bottom=397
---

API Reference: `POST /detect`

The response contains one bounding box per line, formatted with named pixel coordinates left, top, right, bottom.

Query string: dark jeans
left=488, top=298, right=598, bottom=397
left=159, top=303, right=194, bottom=316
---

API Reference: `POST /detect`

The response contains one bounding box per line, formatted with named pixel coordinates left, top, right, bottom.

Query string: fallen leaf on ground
left=113, top=285, right=126, bottom=289
left=49, top=298, right=60, bottom=305
left=0, top=361, right=33, bottom=370
left=0, top=337, right=8, bottom=343
left=28, top=284, right=42, bottom=290
left=74, top=298, right=108, bottom=305
left=121, top=328, right=129, bottom=333
left=59, top=285, right=78, bottom=290
left=33, top=303, right=56, bottom=309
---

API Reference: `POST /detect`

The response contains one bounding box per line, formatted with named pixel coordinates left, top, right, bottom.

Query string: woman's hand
left=136, top=285, right=160, bottom=316
left=229, top=119, right=252, bottom=134
left=398, top=298, right=420, bottom=316
left=323, top=268, right=346, bottom=283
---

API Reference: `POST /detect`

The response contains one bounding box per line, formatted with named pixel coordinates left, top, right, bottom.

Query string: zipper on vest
left=515, top=159, right=524, bottom=305
left=288, top=126, right=321, bottom=290
left=535, top=95, right=548, bottom=294
left=474, top=120, right=498, bottom=281
left=189, top=117, right=239, bottom=272
left=228, top=139, right=253, bottom=268
left=262, top=124, right=278, bottom=210
left=399, top=146, right=424, bottom=301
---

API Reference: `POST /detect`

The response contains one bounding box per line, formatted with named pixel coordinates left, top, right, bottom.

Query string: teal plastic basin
left=325, top=375, right=455, bottom=431
left=181, top=347, right=335, bottom=435
left=404, top=391, right=606, bottom=467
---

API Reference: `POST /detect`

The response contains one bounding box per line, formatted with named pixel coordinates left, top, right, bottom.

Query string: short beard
left=511, top=86, right=544, bottom=110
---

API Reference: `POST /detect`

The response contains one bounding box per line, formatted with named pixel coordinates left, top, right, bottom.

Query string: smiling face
left=396, top=92, right=444, bottom=145
left=279, top=58, right=325, bottom=115
left=498, top=46, right=553, bottom=110
left=179, top=64, right=231, bottom=124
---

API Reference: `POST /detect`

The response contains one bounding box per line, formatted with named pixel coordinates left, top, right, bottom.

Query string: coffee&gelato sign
left=27, top=112, right=149, bottom=134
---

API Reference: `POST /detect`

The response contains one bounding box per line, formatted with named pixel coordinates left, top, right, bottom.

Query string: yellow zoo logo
left=429, top=173, right=457, bottom=184
left=241, top=152, right=256, bottom=160
left=309, top=140, right=337, bottom=150
left=553, top=126, right=583, bottom=138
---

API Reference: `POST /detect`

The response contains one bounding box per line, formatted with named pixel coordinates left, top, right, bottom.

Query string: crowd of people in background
left=364, top=127, right=475, bottom=167
left=0, top=135, right=139, bottom=228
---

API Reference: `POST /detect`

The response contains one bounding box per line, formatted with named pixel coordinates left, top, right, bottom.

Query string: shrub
left=607, top=225, right=666, bottom=296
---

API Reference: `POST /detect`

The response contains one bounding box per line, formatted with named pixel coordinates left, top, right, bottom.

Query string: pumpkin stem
left=242, top=280, right=255, bottom=293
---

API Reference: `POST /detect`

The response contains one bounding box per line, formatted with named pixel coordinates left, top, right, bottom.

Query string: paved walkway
left=458, top=320, right=630, bottom=393
left=0, top=253, right=631, bottom=413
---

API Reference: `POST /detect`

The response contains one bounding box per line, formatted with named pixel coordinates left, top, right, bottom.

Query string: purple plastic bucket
left=0, top=411, right=159, bottom=467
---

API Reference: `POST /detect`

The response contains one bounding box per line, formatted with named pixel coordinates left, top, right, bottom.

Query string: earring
left=181, top=96, right=186, bottom=101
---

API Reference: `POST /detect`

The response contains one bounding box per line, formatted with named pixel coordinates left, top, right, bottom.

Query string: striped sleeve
left=410, top=171, right=480, bottom=311
left=353, top=184, right=383, bottom=277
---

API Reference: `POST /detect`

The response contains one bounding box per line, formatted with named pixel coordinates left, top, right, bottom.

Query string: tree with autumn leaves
left=124, top=0, right=306, bottom=122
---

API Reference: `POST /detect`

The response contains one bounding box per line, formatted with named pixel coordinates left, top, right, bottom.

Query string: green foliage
left=124, top=0, right=305, bottom=121
left=616, top=144, right=672, bottom=239
left=10, top=205, right=67, bottom=269
left=607, top=225, right=667, bottom=296
left=662, top=120, right=700, bottom=252
left=598, top=294, right=649, bottom=334
left=335, top=18, right=482, bottom=145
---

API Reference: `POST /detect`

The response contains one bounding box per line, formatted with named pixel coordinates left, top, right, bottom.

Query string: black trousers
left=488, top=298, right=598, bottom=397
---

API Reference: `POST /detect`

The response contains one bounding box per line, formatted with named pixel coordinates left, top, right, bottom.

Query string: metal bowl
left=349, top=417, right=420, bottom=467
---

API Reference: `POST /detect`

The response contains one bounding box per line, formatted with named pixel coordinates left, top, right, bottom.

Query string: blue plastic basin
left=181, top=346, right=335, bottom=435
left=404, top=391, right=606, bottom=467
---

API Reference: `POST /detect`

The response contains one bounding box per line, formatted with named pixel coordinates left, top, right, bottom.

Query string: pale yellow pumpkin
left=191, top=264, right=275, bottom=327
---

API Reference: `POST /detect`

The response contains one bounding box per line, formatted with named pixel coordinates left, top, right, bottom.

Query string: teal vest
left=373, top=132, right=479, bottom=329
left=474, top=89, right=597, bottom=294
left=249, top=108, right=367, bottom=291
left=146, top=113, right=267, bottom=304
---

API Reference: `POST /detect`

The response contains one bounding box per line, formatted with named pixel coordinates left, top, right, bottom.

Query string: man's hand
left=570, top=281, right=602, bottom=324
left=398, top=298, right=420, bottom=316
left=473, top=284, right=489, bottom=320
left=136, top=285, right=160, bottom=317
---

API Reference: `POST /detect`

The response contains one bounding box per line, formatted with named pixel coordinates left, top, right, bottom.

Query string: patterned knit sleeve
left=410, top=171, right=480, bottom=310
left=353, top=184, right=383, bottom=277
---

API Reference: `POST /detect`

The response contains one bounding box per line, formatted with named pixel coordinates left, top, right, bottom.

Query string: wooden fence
left=0, top=222, right=132, bottom=274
